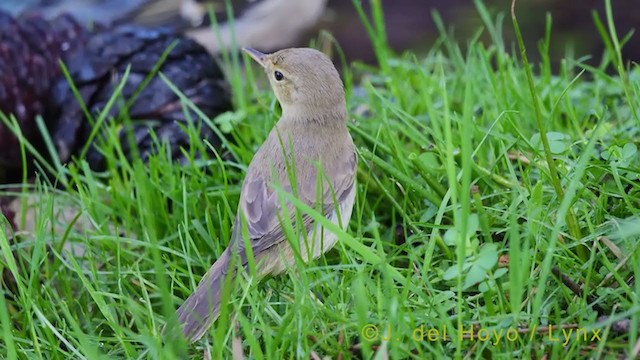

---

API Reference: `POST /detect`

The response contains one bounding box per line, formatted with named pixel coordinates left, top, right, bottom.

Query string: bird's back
left=244, top=118, right=355, bottom=208
left=232, top=115, right=355, bottom=275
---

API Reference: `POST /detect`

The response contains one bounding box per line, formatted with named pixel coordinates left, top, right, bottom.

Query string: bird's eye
left=274, top=71, right=284, bottom=81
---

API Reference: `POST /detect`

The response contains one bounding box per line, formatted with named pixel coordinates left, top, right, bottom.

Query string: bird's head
left=243, top=47, right=346, bottom=120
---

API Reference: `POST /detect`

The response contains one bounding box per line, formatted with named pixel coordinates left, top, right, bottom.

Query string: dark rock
left=0, top=12, right=87, bottom=175
left=0, top=10, right=232, bottom=181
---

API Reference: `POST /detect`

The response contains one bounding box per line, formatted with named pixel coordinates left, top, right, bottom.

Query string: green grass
left=2, top=0, right=640, bottom=358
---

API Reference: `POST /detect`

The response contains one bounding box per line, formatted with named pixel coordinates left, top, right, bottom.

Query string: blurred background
left=1, top=0, right=637, bottom=65
left=1, top=0, right=637, bottom=181
left=319, top=0, right=638, bottom=65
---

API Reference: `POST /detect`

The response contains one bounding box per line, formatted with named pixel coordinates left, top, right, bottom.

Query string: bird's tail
left=174, top=250, right=235, bottom=343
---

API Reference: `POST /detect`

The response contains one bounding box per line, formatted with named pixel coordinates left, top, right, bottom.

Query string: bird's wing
left=228, top=149, right=357, bottom=267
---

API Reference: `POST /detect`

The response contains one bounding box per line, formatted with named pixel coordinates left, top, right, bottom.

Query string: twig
left=552, top=266, right=605, bottom=314
left=598, top=236, right=623, bottom=260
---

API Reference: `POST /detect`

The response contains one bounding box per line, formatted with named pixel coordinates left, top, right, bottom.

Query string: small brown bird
left=175, top=47, right=357, bottom=342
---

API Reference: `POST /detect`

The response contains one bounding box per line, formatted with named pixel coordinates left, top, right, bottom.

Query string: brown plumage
left=174, top=47, right=356, bottom=342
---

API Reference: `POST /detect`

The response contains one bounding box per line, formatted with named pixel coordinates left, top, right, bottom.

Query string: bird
left=174, top=47, right=357, bottom=343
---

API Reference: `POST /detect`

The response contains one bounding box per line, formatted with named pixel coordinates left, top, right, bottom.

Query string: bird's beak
left=243, top=48, right=268, bottom=68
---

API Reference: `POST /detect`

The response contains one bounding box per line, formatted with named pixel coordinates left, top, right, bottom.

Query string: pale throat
left=280, top=101, right=348, bottom=124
